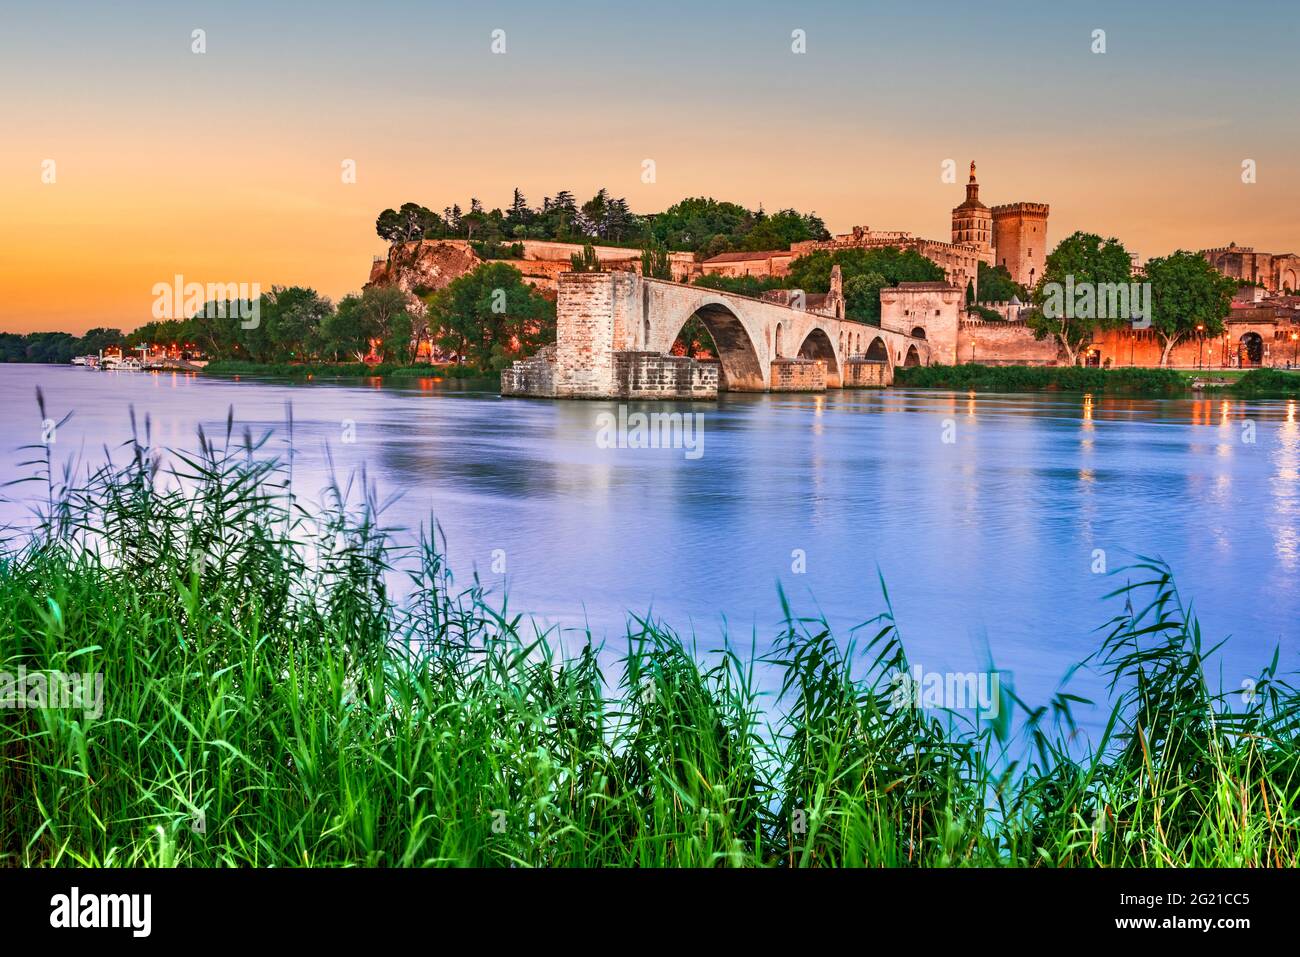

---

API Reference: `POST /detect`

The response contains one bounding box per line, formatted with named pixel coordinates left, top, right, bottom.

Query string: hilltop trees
left=645, top=197, right=753, bottom=255
left=376, top=203, right=444, bottom=244
left=741, top=208, right=829, bottom=252
left=578, top=189, right=636, bottom=242
left=1143, top=251, right=1238, bottom=367
left=640, top=197, right=829, bottom=256
left=369, top=191, right=830, bottom=257
left=506, top=188, right=532, bottom=234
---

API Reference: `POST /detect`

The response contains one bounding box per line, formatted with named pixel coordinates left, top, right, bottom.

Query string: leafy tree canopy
left=424, top=262, right=556, bottom=371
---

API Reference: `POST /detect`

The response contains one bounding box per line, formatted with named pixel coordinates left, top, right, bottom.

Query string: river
left=2, top=364, right=1296, bottom=734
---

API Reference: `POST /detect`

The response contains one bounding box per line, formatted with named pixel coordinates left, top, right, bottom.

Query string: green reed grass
left=1, top=394, right=1296, bottom=867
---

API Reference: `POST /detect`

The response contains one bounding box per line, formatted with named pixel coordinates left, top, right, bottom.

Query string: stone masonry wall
left=769, top=358, right=826, bottom=391
left=501, top=345, right=556, bottom=397
left=554, top=273, right=618, bottom=397
left=843, top=359, right=892, bottom=387
left=957, top=320, right=1061, bottom=365
left=614, top=353, right=718, bottom=399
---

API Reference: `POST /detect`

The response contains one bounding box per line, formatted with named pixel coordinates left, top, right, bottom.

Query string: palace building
left=702, top=161, right=1048, bottom=301
left=1202, top=243, right=1300, bottom=295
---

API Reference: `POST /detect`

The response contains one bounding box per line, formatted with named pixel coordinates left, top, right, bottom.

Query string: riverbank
left=1, top=418, right=1295, bottom=867
left=202, top=359, right=489, bottom=380
left=894, top=363, right=1300, bottom=396
left=202, top=359, right=1300, bottom=397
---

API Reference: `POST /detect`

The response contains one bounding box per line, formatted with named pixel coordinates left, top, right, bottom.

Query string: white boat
left=71, top=356, right=87, bottom=366
left=115, top=357, right=143, bottom=372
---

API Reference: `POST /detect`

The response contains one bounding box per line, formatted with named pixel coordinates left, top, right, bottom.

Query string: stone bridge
left=503, top=272, right=932, bottom=399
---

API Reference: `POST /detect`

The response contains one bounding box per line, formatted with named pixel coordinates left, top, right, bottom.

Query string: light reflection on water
left=1, top=365, right=1296, bottom=735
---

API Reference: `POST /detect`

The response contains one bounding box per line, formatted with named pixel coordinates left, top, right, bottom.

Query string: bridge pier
left=770, top=357, right=827, bottom=391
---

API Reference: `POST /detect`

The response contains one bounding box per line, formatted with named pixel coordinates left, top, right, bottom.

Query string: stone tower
left=991, top=202, right=1050, bottom=290
left=951, top=161, right=993, bottom=262
left=825, top=264, right=845, bottom=319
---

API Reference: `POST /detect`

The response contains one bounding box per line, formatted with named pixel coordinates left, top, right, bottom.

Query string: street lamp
left=1291, top=332, right=1298, bottom=368
left=1196, top=324, right=1205, bottom=368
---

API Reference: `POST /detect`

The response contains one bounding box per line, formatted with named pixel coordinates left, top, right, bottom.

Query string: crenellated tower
left=991, top=201, right=1050, bottom=290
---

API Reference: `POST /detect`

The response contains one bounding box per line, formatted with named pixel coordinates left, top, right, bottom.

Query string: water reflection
left=0, top=366, right=1296, bottom=736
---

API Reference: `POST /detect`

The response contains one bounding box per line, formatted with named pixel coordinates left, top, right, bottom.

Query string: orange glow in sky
left=2, top=1, right=1296, bottom=334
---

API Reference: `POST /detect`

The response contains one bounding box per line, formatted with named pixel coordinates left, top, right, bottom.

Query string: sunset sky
left=2, top=0, right=1297, bottom=334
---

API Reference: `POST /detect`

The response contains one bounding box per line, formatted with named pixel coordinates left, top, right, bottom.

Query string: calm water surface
left=3, top=365, right=1297, bottom=732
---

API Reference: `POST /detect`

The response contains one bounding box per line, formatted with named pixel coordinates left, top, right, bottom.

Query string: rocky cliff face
left=366, top=241, right=482, bottom=312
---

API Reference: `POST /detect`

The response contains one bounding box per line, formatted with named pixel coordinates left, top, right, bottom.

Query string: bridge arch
left=798, top=327, right=841, bottom=387
left=662, top=301, right=766, bottom=391
left=865, top=336, right=890, bottom=365
left=904, top=344, right=921, bottom=367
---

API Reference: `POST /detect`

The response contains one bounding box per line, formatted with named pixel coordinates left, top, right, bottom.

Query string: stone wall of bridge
left=770, top=358, right=826, bottom=391
left=505, top=275, right=1300, bottom=397
left=843, top=359, right=892, bottom=387
left=614, top=352, right=719, bottom=399
left=521, top=271, right=928, bottom=399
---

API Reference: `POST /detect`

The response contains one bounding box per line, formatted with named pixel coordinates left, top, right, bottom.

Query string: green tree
left=184, top=300, right=249, bottom=360
left=321, top=294, right=369, bottom=361
left=1143, top=250, right=1237, bottom=367
left=426, top=262, right=556, bottom=370
left=570, top=244, right=602, bottom=273
left=505, top=187, right=533, bottom=233
left=976, top=262, right=1026, bottom=303
left=376, top=203, right=443, bottom=244
left=843, top=272, right=888, bottom=324
left=358, top=285, right=414, bottom=363
left=645, top=196, right=756, bottom=254
left=239, top=291, right=276, bottom=362
left=1027, top=231, right=1133, bottom=366
left=267, top=288, right=332, bottom=360
left=641, top=238, right=672, bottom=280
left=77, top=327, right=125, bottom=356
left=785, top=247, right=945, bottom=293
left=741, top=208, right=830, bottom=251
